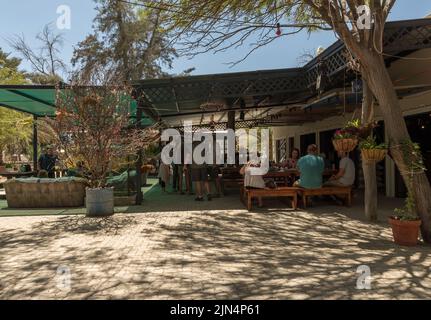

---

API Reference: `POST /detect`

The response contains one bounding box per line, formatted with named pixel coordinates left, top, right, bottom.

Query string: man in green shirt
left=295, top=144, right=324, bottom=189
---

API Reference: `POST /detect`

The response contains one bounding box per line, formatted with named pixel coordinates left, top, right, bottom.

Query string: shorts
left=323, top=180, right=349, bottom=187
left=191, top=167, right=208, bottom=182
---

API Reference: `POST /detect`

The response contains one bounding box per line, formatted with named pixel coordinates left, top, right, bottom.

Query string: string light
left=276, top=23, right=282, bottom=36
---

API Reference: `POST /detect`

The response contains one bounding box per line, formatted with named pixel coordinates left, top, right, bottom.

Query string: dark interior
left=395, top=112, right=431, bottom=197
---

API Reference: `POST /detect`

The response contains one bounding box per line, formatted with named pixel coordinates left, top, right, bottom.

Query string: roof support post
left=33, top=115, right=38, bottom=172
left=227, top=110, right=235, bottom=131
left=135, top=102, right=144, bottom=205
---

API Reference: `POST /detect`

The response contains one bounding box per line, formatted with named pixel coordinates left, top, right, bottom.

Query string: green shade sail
left=0, top=85, right=153, bottom=127
left=0, top=86, right=56, bottom=116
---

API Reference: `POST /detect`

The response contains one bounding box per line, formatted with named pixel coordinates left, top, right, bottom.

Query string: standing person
left=190, top=142, right=211, bottom=201
left=324, top=151, right=355, bottom=187
left=158, top=161, right=170, bottom=193
left=172, top=163, right=179, bottom=191
left=184, top=149, right=193, bottom=195
left=294, top=144, right=324, bottom=189
left=38, top=146, right=58, bottom=178
left=191, top=162, right=211, bottom=201
left=208, top=165, right=223, bottom=198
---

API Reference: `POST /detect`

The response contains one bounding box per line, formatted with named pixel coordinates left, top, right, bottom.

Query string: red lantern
left=276, top=23, right=282, bottom=36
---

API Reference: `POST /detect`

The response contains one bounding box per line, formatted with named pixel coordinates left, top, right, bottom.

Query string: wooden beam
left=135, top=102, right=144, bottom=205
left=33, top=115, right=38, bottom=172
left=171, top=86, right=180, bottom=113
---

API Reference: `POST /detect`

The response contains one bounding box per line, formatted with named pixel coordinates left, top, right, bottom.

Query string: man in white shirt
left=324, top=151, right=355, bottom=187
left=240, top=160, right=266, bottom=207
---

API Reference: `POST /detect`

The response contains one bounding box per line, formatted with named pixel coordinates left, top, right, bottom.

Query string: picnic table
left=221, top=166, right=338, bottom=188
left=264, top=169, right=337, bottom=186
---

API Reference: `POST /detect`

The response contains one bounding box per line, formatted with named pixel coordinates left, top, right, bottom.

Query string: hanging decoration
left=276, top=23, right=282, bottom=36
left=316, top=57, right=330, bottom=97
left=332, top=119, right=361, bottom=152
left=209, top=114, right=216, bottom=131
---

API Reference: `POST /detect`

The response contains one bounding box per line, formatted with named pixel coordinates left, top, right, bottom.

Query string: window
left=276, top=139, right=287, bottom=163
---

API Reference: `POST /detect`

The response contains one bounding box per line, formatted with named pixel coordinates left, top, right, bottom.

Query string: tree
left=7, top=24, right=66, bottom=84
left=361, top=81, right=378, bottom=221
left=71, top=0, right=177, bottom=81
left=161, top=0, right=431, bottom=242
left=44, top=71, right=160, bottom=188
left=0, top=49, right=32, bottom=164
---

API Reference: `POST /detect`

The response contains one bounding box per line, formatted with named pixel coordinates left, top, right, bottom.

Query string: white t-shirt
left=244, top=166, right=266, bottom=189
left=338, top=157, right=355, bottom=186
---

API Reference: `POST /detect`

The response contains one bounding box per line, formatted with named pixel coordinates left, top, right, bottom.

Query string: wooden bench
left=297, top=186, right=352, bottom=208
left=222, top=178, right=243, bottom=189
left=240, top=186, right=299, bottom=211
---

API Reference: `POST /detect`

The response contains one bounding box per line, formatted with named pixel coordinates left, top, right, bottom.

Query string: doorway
left=300, top=133, right=316, bottom=156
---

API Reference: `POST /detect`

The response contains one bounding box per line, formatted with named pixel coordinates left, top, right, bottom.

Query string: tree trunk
left=360, top=52, right=431, bottom=243
left=361, top=81, right=378, bottom=221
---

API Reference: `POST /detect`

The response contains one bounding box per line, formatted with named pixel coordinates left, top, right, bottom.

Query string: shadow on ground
left=0, top=195, right=430, bottom=299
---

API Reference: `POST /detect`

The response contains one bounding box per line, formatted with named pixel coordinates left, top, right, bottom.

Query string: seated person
left=287, top=148, right=300, bottom=169
left=294, top=144, right=324, bottom=189
left=279, top=148, right=300, bottom=169
left=67, top=161, right=87, bottom=178
left=37, top=170, right=49, bottom=178
left=324, top=151, right=355, bottom=187
left=240, top=160, right=265, bottom=207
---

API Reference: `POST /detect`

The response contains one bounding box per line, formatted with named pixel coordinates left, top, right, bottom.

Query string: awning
left=0, top=85, right=57, bottom=117
left=133, top=18, right=431, bottom=128
left=0, top=85, right=154, bottom=126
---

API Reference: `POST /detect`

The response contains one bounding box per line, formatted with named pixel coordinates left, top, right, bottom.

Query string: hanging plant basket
left=332, top=138, right=358, bottom=153
left=361, top=148, right=388, bottom=162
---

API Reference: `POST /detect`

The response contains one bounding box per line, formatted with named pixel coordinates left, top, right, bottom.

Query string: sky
left=0, top=0, right=431, bottom=77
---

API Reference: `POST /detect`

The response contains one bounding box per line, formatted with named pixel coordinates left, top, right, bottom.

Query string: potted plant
left=332, top=119, right=360, bottom=152
left=389, top=192, right=421, bottom=246
left=45, top=76, right=156, bottom=217
left=388, top=140, right=424, bottom=246
left=359, top=136, right=388, bottom=162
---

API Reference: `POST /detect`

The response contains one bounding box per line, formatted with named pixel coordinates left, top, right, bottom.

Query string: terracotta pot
left=332, top=138, right=358, bottom=153
left=361, top=149, right=387, bottom=162
left=389, top=217, right=421, bottom=246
